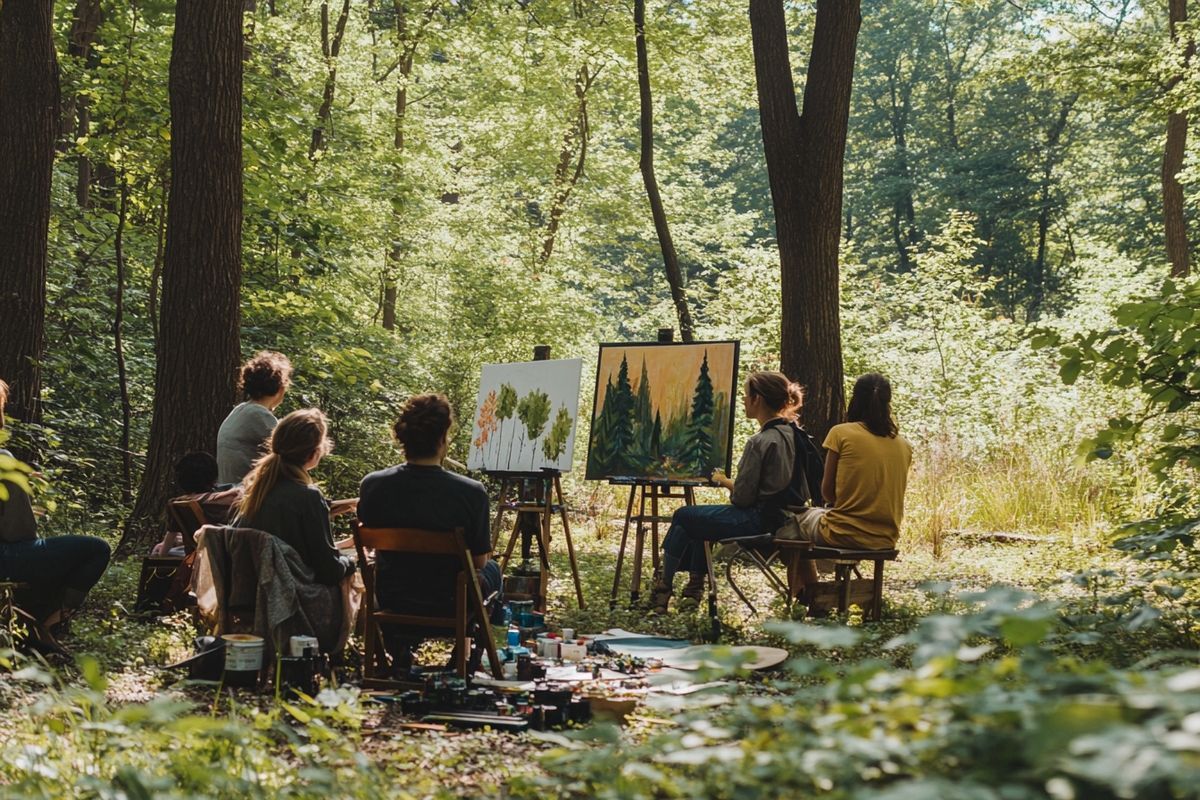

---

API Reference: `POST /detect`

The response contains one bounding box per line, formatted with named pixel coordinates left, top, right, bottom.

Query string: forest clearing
left=0, top=0, right=1197, bottom=798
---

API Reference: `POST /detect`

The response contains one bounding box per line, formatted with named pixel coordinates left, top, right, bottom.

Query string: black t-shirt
left=357, top=464, right=491, bottom=608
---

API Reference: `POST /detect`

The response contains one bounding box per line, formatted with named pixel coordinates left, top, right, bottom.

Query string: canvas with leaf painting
left=468, top=358, right=583, bottom=473
left=585, top=341, right=739, bottom=482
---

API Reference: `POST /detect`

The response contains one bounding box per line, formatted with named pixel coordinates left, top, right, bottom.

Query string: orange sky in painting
left=592, top=343, right=739, bottom=425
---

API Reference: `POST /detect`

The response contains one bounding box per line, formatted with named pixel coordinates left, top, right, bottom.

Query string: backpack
left=763, top=418, right=825, bottom=509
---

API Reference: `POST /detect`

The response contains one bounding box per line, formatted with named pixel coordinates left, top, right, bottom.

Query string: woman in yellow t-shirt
left=790, top=373, right=912, bottom=591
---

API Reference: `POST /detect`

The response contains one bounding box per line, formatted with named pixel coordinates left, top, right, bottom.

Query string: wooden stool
left=779, top=542, right=897, bottom=621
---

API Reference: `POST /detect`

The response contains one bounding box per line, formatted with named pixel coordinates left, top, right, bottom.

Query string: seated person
left=357, top=393, right=501, bottom=669
left=0, top=379, right=111, bottom=654
left=787, top=373, right=913, bottom=593
left=216, top=351, right=292, bottom=486
left=651, top=371, right=807, bottom=614
left=233, top=408, right=354, bottom=586
left=151, top=451, right=242, bottom=556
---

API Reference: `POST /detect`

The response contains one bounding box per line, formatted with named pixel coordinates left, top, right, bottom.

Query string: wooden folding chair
left=351, top=521, right=502, bottom=689
left=167, top=497, right=208, bottom=554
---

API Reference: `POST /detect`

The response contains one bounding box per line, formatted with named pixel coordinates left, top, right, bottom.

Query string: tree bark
left=749, top=0, right=860, bottom=444
left=66, top=0, right=102, bottom=207
left=0, top=0, right=60, bottom=429
left=122, top=0, right=244, bottom=553
left=310, top=0, right=352, bottom=158
left=114, top=178, right=134, bottom=504
left=1030, top=96, right=1075, bottom=321
left=540, top=64, right=594, bottom=266
left=635, top=0, right=695, bottom=342
left=1164, top=0, right=1192, bottom=279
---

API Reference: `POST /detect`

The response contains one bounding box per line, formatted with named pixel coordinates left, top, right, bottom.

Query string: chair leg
left=703, top=542, right=720, bottom=642
left=837, top=563, right=853, bottom=614
left=871, top=560, right=885, bottom=622
left=725, top=554, right=757, bottom=615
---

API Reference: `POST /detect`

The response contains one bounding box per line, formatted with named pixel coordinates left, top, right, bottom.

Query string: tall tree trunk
left=1164, top=0, right=1192, bottom=278
left=540, top=64, right=594, bottom=266
left=750, top=0, right=860, bottom=444
left=122, top=0, right=244, bottom=553
left=310, top=0, right=352, bottom=158
left=1030, top=96, right=1074, bottom=321
left=66, top=0, right=102, bottom=208
left=635, top=0, right=695, bottom=342
left=0, top=0, right=60, bottom=429
left=114, top=178, right=134, bottom=504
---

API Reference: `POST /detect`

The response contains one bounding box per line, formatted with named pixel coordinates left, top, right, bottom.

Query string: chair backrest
left=167, top=497, right=209, bottom=554
left=354, top=525, right=469, bottom=559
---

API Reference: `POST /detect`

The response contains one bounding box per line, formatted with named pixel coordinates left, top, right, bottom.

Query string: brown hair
left=239, top=351, right=293, bottom=400
left=746, top=371, right=803, bottom=420
left=238, top=408, right=331, bottom=520
left=0, top=379, right=7, bottom=429
left=846, top=373, right=899, bottom=438
left=393, top=394, right=453, bottom=460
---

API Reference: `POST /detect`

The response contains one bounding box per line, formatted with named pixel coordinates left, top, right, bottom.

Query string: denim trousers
left=0, top=535, right=112, bottom=618
left=661, top=504, right=764, bottom=574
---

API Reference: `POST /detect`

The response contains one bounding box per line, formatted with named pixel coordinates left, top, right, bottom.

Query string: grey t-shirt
left=0, top=448, right=37, bottom=544
left=730, top=420, right=796, bottom=508
left=216, top=402, right=277, bottom=485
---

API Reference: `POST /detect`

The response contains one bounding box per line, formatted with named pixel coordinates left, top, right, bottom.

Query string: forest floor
left=0, top=493, right=1144, bottom=795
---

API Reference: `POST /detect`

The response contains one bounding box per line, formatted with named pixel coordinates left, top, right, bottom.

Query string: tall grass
left=902, top=434, right=1134, bottom=556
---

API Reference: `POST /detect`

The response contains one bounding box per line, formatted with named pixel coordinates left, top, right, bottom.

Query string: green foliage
left=517, top=389, right=553, bottom=471
left=542, top=405, right=573, bottom=463
left=513, top=589, right=1200, bottom=800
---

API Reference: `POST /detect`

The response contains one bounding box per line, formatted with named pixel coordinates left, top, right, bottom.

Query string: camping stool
left=778, top=541, right=898, bottom=621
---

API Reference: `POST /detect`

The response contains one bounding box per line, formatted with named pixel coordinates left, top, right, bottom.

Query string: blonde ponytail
left=236, top=408, right=331, bottom=520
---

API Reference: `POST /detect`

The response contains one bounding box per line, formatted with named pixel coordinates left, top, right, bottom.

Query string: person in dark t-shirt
left=357, top=393, right=500, bottom=668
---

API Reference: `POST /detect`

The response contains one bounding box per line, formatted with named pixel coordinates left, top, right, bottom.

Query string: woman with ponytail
left=235, top=408, right=354, bottom=586
left=651, top=371, right=807, bottom=614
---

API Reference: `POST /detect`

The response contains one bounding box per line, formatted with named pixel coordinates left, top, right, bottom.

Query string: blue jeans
left=662, top=504, right=764, bottom=576
left=0, top=535, right=111, bottom=619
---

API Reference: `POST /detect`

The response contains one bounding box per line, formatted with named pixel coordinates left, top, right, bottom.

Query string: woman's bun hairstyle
left=239, top=351, right=293, bottom=400
left=393, top=393, right=453, bottom=460
left=746, top=371, right=803, bottom=420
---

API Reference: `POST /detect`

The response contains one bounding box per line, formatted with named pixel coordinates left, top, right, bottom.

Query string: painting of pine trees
left=468, top=359, right=582, bottom=473
left=585, top=342, right=739, bottom=481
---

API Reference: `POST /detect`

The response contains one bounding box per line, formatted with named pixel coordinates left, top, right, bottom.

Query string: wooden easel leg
left=630, top=486, right=648, bottom=604
left=499, top=512, right=521, bottom=574
left=556, top=476, right=585, bottom=609
left=650, top=485, right=661, bottom=573
left=610, top=485, right=637, bottom=607
left=491, top=478, right=511, bottom=551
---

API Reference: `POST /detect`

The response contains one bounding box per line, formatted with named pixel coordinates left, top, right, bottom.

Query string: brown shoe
left=649, top=580, right=673, bottom=614
left=677, top=573, right=707, bottom=610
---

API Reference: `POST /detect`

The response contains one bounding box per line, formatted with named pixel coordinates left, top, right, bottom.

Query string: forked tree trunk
left=750, top=0, right=860, bottom=444
left=310, top=0, right=352, bottom=158
left=1164, top=0, right=1192, bottom=279
left=0, top=0, right=60, bottom=430
left=635, top=0, right=695, bottom=342
left=122, top=0, right=244, bottom=554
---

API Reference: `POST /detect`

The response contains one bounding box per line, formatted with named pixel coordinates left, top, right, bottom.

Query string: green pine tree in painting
left=542, top=405, right=572, bottom=464
left=497, top=383, right=519, bottom=470
left=517, top=389, right=552, bottom=470
left=683, top=351, right=715, bottom=474
left=609, top=355, right=636, bottom=473
left=633, top=356, right=653, bottom=456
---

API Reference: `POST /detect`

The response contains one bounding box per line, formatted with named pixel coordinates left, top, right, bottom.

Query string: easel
left=486, top=345, right=585, bottom=611
left=608, top=480, right=698, bottom=607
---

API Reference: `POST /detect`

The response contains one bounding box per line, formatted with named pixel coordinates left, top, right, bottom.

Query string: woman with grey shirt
left=216, top=351, right=292, bottom=485
left=0, top=379, right=111, bottom=654
left=650, top=371, right=804, bottom=614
